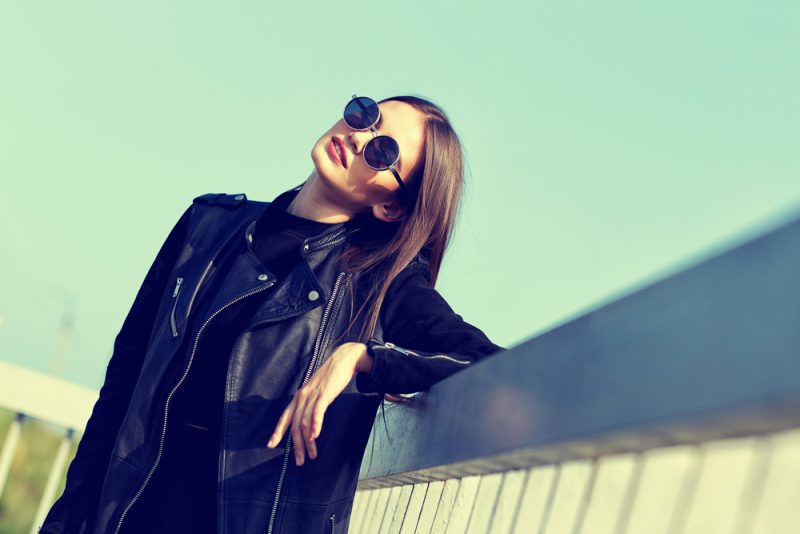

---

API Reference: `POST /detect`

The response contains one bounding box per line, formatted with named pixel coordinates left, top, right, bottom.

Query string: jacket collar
left=244, top=186, right=361, bottom=256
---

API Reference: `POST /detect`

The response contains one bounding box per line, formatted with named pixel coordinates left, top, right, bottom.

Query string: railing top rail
left=0, top=361, right=97, bottom=431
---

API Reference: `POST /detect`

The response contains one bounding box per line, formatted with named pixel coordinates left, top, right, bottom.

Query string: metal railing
left=0, top=361, right=97, bottom=533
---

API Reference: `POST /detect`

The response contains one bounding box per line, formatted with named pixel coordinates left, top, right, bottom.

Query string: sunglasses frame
left=344, top=94, right=409, bottom=205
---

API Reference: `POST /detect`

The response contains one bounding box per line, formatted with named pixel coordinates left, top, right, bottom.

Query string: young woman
left=39, top=95, right=505, bottom=534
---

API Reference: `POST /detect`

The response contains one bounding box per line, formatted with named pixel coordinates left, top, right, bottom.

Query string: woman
left=39, top=95, right=505, bottom=534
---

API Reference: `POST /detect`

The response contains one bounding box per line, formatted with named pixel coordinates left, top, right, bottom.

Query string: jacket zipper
left=186, top=261, right=215, bottom=319
left=113, top=278, right=277, bottom=534
left=169, top=276, right=184, bottom=337
left=329, top=513, right=336, bottom=532
left=379, top=340, right=471, bottom=365
left=266, top=271, right=347, bottom=534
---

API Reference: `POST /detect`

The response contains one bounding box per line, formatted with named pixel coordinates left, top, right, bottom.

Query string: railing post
left=0, top=412, right=25, bottom=500
left=30, top=427, right=75, bottom=534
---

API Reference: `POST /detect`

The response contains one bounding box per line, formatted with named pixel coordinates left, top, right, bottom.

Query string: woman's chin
left=311, top=151, right=345, bottom=181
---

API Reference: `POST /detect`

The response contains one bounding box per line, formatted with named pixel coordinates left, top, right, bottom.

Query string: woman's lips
left=327, top=137, right=347, bottom=168
left=334, top=137, right=347, bottom=168
left=327, top=139, right=342, bottom=167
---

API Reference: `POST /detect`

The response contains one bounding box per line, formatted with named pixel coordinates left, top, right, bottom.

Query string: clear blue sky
left=1, top=1, right=798, bottom=389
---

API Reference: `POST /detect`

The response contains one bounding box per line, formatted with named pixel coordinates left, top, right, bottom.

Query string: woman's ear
left=371, top=200, right=407, bottom=223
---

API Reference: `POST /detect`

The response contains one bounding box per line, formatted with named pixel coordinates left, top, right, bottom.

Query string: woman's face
left=310, top=99, right=426, bottom=222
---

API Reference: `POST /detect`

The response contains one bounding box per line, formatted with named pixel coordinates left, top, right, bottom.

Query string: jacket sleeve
left=355, top=260, right=506, bottom=395
left=38, top=203, right=194, bottom=534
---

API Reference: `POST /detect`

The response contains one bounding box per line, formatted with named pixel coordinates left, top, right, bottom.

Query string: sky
left=0, top=1, right=798, bottom=390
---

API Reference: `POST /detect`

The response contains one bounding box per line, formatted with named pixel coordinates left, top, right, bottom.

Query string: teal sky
left=1, top=1, right=798, bottom=390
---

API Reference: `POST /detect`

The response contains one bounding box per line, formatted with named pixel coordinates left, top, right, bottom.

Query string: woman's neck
left=286, top=173, right=362, bottom=224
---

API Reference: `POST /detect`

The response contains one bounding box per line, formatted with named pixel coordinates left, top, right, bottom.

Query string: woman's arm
left=39, top=203, right=194, bottom=534
left=356, top=261, right=506, bottom=395
left=267, top=259, right=507, bottom=466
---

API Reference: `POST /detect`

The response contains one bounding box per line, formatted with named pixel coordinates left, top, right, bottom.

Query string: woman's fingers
left=307, top=434, right=317, bottom=460
left=267, top=394, right=312, bottom=466
left=300, top=393, right=316, bottom=460
left=267, top=399, right=295, bottom=448
left=292, top=389, right=310, bottom=465
left=266, top=389, right=316, bottom=467
left=304, top=392, right=328, bottom=441
left=300, top=391, right=329, bottom=459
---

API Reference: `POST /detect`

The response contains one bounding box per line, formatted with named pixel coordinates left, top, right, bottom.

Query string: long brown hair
left=333, top=95, right=467, bottom=388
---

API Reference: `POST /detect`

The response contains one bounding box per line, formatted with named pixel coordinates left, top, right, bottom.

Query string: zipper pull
left=173, top=276, right=184, bottom=297
left=384, top=341, right=410, bottom=355
left=169, top=277, right=184, bottom=338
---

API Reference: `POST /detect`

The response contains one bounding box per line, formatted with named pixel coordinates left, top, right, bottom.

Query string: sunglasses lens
left=364, top=135, right=400, bottom=170
left=344, top=97, right=380, bottom=130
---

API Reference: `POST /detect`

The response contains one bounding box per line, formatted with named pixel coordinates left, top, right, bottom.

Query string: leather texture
left=38, top=189, right=500, bottom=534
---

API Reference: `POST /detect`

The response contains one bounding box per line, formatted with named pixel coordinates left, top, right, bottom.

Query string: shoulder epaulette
left=192, top=193, right=248, bottom=207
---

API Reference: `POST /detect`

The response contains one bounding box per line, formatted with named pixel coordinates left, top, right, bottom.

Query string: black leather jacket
left=39, top=190, right=504, bottom=534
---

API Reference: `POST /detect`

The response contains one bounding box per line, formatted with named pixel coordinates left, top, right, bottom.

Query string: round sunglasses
left=343, top=95, right=409, bottom=204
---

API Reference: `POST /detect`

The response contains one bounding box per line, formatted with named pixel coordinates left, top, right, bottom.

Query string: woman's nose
left=347, top=130, right=376, bottom=154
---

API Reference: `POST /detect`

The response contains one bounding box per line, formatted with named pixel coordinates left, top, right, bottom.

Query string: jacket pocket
left=169, top=276, right=183, bottom=337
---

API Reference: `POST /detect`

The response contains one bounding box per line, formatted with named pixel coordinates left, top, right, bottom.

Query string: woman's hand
left=266, top=341, right=373, bottom=466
